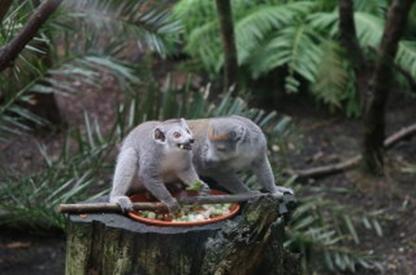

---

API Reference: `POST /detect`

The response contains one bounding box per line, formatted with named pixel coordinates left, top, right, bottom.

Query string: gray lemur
left=187, top=115, right=293, bottom=196
left=110, top=118, right=209, bottom=212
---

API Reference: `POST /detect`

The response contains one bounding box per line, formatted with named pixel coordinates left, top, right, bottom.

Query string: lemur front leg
left=177, top=165, right=210, bottom=193
left=210, top=171, right=252, bottom=194
left=110, top=147, right=137, bottom=212
left=140, top=171, right=180, bottom=212
left=253, top=154, right=293, bottom=195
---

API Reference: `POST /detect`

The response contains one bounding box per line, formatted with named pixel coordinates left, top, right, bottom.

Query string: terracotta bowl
left=127, top=189, right=240, bottom=227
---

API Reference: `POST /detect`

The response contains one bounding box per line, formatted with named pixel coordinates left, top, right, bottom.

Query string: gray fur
left=189, top=115, right=293, bottom=196
left=110, top=119, right=209, bottom=212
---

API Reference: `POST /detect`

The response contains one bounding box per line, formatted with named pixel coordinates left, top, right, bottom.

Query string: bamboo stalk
left=58, top=193, right=281, bottom=214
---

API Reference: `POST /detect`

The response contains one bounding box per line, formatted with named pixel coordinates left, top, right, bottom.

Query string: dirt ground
left=0, top=70, right=415, bottom=274
left=278, top=91, right=416, bottom=274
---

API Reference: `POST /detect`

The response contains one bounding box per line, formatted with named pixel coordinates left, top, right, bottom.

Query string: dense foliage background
left=0, top=0, right=415, bottom=274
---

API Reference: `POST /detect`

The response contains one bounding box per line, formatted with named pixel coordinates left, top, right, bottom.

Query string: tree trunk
left=362, top=0, right=414, bottom=175
left=215, top=0, right=239, bottom=94
left=65, top=196, right=300, bottom=275
left=0, top=0, right=13, bottom=24
left=338, top=0, right=369, bottom=106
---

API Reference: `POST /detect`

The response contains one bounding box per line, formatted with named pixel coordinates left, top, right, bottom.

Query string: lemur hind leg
left=253, top=155, right=293, bottom=195
left=210, top=172, right=251, bottom=194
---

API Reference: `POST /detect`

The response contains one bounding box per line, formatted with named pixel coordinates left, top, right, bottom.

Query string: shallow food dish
left=128, top=190, right=240, bottom=227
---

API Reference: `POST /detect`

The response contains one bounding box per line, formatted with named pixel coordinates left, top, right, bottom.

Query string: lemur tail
left=110, top=147, right=138, bottom=198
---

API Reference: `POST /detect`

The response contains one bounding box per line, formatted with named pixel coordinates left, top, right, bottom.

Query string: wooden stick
left=58, top=193, right=277, bottom=214
left=287, top=122, right=416, bottom=179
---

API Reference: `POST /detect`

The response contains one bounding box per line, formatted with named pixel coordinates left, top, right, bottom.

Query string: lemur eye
left=173, top=131, right=181, bottom=138
left=186, top=129, right=191, bottom=134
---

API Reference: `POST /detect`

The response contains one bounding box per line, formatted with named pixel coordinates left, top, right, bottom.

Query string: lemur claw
left=111, top=196, right=134, bottom=213
left=165, top=199, right=180, bottom=213
left=200, top=182, right=211, bottom=195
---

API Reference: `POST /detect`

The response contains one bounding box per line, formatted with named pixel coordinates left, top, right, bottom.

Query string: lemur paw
left=200, top=182, right=211, bottom=195
left=165, top=198, right=180, bottom=213
left=111, top=195, right=133, bottom=213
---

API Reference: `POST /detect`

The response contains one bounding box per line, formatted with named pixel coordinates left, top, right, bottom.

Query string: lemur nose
left=189, top=138, right=195, bottom=144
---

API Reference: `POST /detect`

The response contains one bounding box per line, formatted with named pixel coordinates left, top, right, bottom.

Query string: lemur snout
left=189, top=138, right=195, bottom=143
left=177, top=141, right=193, bottom=150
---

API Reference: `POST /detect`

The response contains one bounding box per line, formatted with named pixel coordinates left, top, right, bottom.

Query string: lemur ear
left=180, top=118, right=187, bottom=126
left=153, top=128, right=166, bottom=144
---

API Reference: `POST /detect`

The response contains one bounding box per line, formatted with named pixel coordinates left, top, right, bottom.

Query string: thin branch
left=0, top=0, right=13, bottom=24
left=0, top=0, right=63, bottom=72
left=288, top=122, right=416, bottom=179
left=384, top=123, right=416, bottom=148
left=287, top=155, right=362, bottom=179
left=58, top=193, right=283, bottom=214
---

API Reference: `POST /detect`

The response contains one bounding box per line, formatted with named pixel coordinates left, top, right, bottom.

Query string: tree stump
left=65, top=196, right=300, bottom=275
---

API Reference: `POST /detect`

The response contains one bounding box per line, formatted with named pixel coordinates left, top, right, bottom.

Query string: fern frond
left=354, top=12, right=384, bottom=48
left=308, top=11, right=384, bottom=48
left=307, top=11, right=338, bottom=36
left=235, top=1, right=315, bottom=63
left=173, top=0, right=216, bottom=33
left=354, top=0, right=389, bottom=17
left=312, top=41, right=351, bottom=109
left=396, top=40, right=416, bottom=79
left=63, top=0, right=182, bottom=57
left=186, top=20, right=222, bottom=73
left=249, top=24, right=323, bottom=93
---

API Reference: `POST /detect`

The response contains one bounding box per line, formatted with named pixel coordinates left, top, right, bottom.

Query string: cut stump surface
left=65, top=196, right=300, bottom=275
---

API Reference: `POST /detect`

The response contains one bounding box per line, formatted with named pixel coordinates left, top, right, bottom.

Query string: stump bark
left=65, top=196, right=300, bottom=275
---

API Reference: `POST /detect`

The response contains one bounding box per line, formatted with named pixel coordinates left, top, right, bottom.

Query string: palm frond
left=0, top=113, right=111, bottom=230
left=286, top=194, right=383, bottom=273
left=63, top=0, right=182, bottom=57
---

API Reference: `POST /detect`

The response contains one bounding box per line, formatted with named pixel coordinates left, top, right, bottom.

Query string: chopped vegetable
left=138, top=203, right=232, bottom=222
left=186, top=180, right=205, bottom=192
